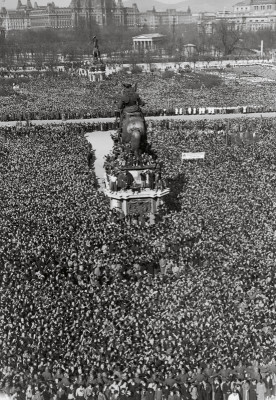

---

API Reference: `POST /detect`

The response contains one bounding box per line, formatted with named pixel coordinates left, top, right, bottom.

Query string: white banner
left=182, top=152, right=205, bottom=160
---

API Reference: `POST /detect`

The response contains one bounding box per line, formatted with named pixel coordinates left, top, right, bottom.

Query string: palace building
left=216, top=0, right=276, bottom=31
left=0, top=0, right=73, bottom=30
left=0, top=0, right=194, bottom=31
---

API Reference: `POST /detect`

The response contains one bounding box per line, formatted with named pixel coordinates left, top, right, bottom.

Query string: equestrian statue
left=117, top=82, right=147, bottom=157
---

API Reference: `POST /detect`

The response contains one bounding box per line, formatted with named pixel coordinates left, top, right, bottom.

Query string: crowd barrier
left=174, top=105, right=276, bottom=115
left=1, top=121, right=121, bottom=134
left=1, top=105, right=276, bottom=124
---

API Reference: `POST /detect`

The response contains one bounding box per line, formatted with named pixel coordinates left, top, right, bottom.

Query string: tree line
left=0, top=20, right=274, bottom=66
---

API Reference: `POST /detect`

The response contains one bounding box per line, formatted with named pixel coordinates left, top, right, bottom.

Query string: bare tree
left=213, top=20, right=241, bottom=56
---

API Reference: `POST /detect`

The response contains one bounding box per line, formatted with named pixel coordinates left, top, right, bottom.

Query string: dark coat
left=198, top=383, right=212, bottom=400
left=180, top=385, right=192, bottom=400
left=118, top=89, right=144, bottom=111
left=125, top=171, right=134, bottom=186
left=214, top=385, right=223, bottom=400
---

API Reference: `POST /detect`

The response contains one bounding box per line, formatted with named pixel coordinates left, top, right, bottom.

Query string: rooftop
left=234, top=0, right=276, bottom=4
left=132, top=33, right=165, bottom=40
left=252, top=0, right=276, bottom=3
left=234, top=0, right=250, bottom=5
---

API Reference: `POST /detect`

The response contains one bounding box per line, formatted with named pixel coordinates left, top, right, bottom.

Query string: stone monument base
left=104, top=188, right=170, bottom=224
left=88, top=63, right=106, bottom=82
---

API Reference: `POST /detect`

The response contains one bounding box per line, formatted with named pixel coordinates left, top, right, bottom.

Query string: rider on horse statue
left=118, top=82, right=146, bottom=133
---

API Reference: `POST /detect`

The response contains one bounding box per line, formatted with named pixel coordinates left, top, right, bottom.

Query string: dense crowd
left=230, top=65, right=276, bottom=81
left=103, top=132, right=165, bottom=193
left=0, top=121, right=118, bottom=136
left=1, top=115, right=276, bottom=400
left=2, top=70, right=276, bottom=121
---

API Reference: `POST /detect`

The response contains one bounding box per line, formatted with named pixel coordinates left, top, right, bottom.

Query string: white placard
left=182, top=152, right=205, bottom=160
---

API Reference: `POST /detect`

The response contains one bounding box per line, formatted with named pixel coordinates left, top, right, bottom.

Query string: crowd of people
left=103, top=132, right=164, bottom=193
left=1, top=113, right=276, bottom=400
left=0, top=121, right=117, bottom=136
left=2, top=70, right=276, bottom=121
left=231, top=65, right=276, bottom=81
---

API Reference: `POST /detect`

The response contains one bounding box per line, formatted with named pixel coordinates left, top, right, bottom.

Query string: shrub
left=131, top=65, right=143, bottom=74
left=162, top=70, right=175, bottom=79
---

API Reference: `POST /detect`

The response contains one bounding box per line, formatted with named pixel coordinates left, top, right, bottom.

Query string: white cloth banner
left=182, top=152, right=205, bottom=160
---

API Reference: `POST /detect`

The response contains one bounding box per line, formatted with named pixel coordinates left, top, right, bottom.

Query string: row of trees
left=0, top=23, right=135, bottom=65
left=0, top=20, right=274, bottom=66
left=162, top=22, right=270, bottom=57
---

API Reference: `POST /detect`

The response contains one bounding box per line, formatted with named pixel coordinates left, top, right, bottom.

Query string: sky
left=5, top=0, right=180, bottom=9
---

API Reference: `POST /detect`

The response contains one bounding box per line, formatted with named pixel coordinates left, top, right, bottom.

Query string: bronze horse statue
left=119, top=83, right=147, bottom=157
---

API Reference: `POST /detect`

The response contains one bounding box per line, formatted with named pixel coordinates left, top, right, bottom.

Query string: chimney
left=17, top=0, right=22, bottom=9
left=26, top=0, right=33, bottom=9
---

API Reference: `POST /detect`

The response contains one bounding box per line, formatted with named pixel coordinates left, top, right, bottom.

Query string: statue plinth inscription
left=128, top=199, right=151, bottom=216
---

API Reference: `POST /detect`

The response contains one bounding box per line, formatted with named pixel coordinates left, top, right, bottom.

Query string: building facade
left=132, top=33, right=165, bottom=52
left=0, top=0, right=194, bottom=31
left=140, top=6, right=192, bottom=30
left=218, top=0, right=276, bottom=31
left=197, top=12, right=218, bottom=35
left=0, top=9, right=30, bottom=30
left=70, top=0, right=115, bottom=27
left=30, top=2, right=73, bottom=29
left=112, top=1, right=140, bottom=28
left=0, top=0, right=73, bottom=31
left=196, top=0, right=276, bottom=36
left=0, top=0, right=32, bottom=31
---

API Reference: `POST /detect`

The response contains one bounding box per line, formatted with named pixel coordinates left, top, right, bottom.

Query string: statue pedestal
left=104, top=188, right=170, bottom=224
left=88, top=63, right=106, bottom=82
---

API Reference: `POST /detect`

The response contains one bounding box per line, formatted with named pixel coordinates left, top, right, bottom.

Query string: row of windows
left=235, top=22, right=275, bottom=29
left=250, top=24, right=274, bottom=30
left=6, top=18, right=27, bottom=21
left=249, top=18, right=275, bottom=22
left=254, top=4, right=272, bottom=9
left=51, top=22, right=71, bottom=26
left=235, top=18, right=276, bottom=23
left=6, top=23, right=25, bottom=27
